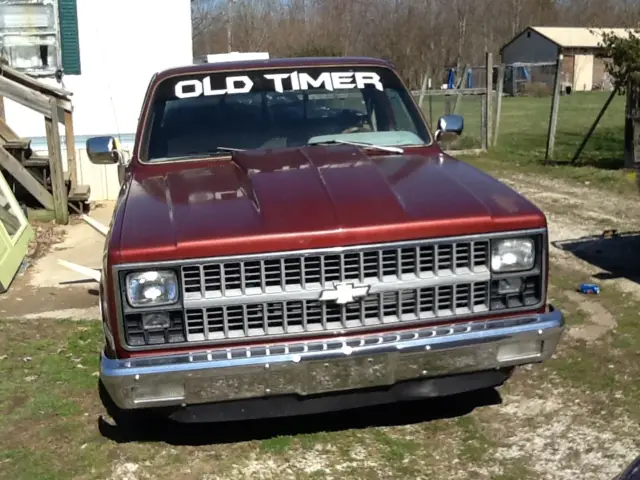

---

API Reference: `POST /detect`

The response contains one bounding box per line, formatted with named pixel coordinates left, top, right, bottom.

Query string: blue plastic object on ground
left=579, top=283, right=600, bottom=295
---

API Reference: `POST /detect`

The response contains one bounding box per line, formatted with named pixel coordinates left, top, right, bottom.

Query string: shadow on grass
left=98, top=387, right=502, bottom=446
left=537, top=157, right=627, bottom=170
left=552, top=231, right=640, bottom=284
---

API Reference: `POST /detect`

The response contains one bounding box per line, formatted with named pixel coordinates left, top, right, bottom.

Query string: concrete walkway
left=0, top=201, right=115, bottom=320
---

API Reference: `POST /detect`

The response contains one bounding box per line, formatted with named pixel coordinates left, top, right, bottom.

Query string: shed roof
left=501, top=26, right=638, bottom=52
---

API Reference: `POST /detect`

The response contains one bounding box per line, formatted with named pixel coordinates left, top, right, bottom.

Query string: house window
left=0, top=1, right=59, bottom=76
left=0, top=0, right=80, bottom=77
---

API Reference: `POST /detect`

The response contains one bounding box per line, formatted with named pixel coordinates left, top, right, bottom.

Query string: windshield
left=141, top=66, right=431, bottom=162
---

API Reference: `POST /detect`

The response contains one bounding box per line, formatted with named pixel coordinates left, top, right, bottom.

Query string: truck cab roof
left=154, top=56, right=396, bottom=82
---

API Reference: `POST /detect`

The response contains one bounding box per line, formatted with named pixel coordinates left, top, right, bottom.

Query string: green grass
left=417, top=91, right=640, bottom=195
left=420, top=91, right=625, bottom=163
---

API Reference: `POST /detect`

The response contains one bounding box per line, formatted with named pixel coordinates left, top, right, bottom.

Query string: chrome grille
left=182, top=239, right=490, bottom=300
left=184, top=281, right=490, bottom=341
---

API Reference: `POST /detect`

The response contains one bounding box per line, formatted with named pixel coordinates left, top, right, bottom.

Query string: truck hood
left=115, top=145, right=546, bottom=263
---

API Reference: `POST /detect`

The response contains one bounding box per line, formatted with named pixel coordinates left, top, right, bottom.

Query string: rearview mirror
left=86, top=136, right=123, bottom=165
left=435, top=114, right=464, bottom=140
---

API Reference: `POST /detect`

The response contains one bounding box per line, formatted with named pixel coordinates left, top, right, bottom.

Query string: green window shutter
left=58, top=0, right=81, bottom=75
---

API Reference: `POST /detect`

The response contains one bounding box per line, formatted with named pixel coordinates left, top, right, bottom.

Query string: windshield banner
left=173, top=71, right=384, bottom=99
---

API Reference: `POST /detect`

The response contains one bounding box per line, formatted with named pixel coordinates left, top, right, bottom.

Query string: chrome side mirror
left=434, top=114, right=464, bottom=140
left=86, top=136, right=124, bottom=165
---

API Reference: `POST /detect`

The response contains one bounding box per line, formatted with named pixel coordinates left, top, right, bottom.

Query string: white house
left=0, top=0, right=193, bottom=200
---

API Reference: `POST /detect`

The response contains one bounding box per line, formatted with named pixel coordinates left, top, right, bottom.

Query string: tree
left=597, top=28, right=640, bottom=167
left=598, top=28, right=640, bottom=92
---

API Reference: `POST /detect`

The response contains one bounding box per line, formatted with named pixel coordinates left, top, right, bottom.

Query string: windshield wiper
left=216, top=147, right=246, bottom=152
left=311, top=139, right=404, bottom=154
left=149, top=148, right=246, bottom=162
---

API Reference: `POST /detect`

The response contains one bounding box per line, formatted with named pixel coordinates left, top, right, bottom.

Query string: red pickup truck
left=87, top=56, right=564, bottom=426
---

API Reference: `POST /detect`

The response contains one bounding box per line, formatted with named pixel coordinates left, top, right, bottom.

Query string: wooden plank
left=0, top=64, right=73, bottom=98
left=64, top=110, right=77, bottom=188
left=0, top=75, right=72, bottom=117
left=485, top=52, right=493, bottom=151
left=445, top=148, right=487, bottom=156
left=27, top=208, right=56, bottom=223
left=0, top=75, right=51, bottom=116
left=68, top=184, right=90, bottom=202
left=0, top=117, right=20, bottom=142
left=545, top=53, right=563, bottom=163
left=0, top=96, right=5, bottom=121
left=44, top=98, right=69, bottom=224
left=0, top=146, right=54, bottom=209
left=492, top=64, right=505, bottom=147
left=57, top=105, right=68, bottom=126
left=419, top=88, right=486, bottom=97
left=3, top=140, right=31, bottom=150
left=22, top=157, right=49, bottom=168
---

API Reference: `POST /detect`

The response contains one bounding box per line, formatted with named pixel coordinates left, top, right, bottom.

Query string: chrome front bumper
left=101, top=307, right=564, bottom=410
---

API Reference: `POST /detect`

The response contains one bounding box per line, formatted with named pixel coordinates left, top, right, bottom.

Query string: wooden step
left=3, top=139, right=32, bottom=150
left=22, top=157, right=49, bottom=168
left=68, top=184, right=90, bottom=202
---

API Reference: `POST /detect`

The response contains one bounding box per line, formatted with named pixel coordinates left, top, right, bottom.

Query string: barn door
left=0, top=169, right=33, bottom=293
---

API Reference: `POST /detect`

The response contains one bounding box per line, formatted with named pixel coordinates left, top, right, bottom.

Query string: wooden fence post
left=428, top=81, right=434, bottom=125
left=45, top=98, right=68, bottom=224
left=492, top=64, right=505, bottom=147
left=452, top=65, right=469, bottom=114
left=64, top=110, right=77, bottom=189
left=485, top=52, right=493, bottom=150
left=418, top=73, right=428, bottom=110
left=481, top=94, right=487, bottom=150
left=545, top=53, right=563, bottom=163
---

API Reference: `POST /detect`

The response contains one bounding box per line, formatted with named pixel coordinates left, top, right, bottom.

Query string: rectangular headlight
left=125, top=270, right=179, bottom=307
left=491, top=238, right=535, bottom=272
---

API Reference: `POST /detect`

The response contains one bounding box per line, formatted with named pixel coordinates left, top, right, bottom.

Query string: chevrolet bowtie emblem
left=318, top=282, right=370, bottom=304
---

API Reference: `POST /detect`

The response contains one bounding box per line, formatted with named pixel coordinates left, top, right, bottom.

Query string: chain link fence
left=410, top=60, right=605, bottom=157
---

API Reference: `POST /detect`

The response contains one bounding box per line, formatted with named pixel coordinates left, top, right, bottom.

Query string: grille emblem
left=318, top=282, right=370, bottom=304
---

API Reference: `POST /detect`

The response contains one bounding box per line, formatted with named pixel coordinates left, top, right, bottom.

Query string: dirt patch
left=563, top=290, right=617, bottom=342
left=502, top=173, right=640, bottom=298
left=0, top=276, right=99, bottom=320
left=486, top=383, right=639, bottom=480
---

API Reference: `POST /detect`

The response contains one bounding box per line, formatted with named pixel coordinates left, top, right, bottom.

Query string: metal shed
left=500, top=26, right=634, bottom=92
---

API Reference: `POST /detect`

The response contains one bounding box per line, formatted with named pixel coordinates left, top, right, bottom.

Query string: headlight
left=491, top=238, right=535, bottom=272
left=125, top=270, right=178, bottom=307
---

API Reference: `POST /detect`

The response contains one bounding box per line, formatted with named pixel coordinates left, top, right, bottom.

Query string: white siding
left=75, top=149, right=125, bottom=201
left=2, top=0, right=193, bottom=201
